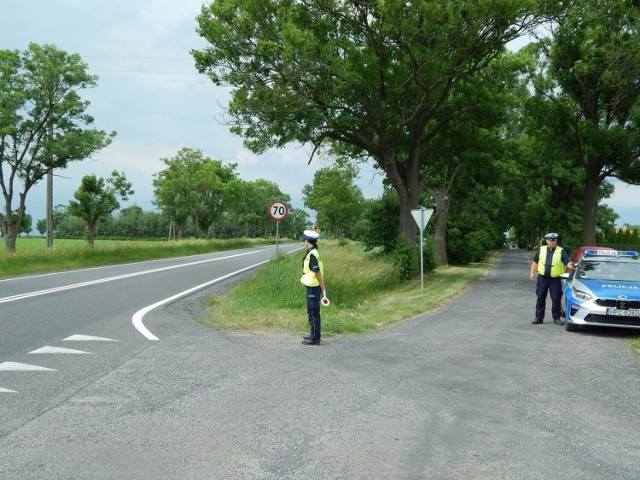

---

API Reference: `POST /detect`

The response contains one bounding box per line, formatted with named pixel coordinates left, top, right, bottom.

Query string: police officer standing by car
left=529, top=232, right=574, bottom=325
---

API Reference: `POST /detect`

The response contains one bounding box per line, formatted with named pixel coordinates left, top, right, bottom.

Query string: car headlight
left=573, top=289, right=593, bottom=301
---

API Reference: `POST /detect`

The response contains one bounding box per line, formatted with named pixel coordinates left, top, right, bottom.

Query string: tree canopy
left=301, top=163, right=364, bottom=239
left=68, top=170, right=133, bottom=247
left=523, top=0, right=640, bottom=244
left=152, top=147, right=237, bottom=239
left=193, top=0, right=547, bottom=251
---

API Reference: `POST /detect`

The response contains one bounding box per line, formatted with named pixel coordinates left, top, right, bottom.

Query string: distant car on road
left=561, top=249, right=640, bottom=332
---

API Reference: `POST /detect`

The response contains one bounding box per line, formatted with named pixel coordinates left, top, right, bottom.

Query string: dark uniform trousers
left=306, top=285, right=321, bottom=341
left=536, top=275, right=563, bottom=321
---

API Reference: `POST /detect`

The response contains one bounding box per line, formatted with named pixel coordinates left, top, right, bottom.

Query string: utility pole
left=46, top=122, right=53, bottom=249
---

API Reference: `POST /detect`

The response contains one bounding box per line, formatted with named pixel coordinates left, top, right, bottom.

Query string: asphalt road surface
left=1, top=248, right=639, bottom=479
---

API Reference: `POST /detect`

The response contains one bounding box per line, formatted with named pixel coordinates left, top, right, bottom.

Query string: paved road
left=1, top=249, right=639, bottom=479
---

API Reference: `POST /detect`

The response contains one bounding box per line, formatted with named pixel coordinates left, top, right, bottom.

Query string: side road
left=1, top=249, right=639, bottom=479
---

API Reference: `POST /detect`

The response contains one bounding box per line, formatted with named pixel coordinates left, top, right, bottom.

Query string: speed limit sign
left=268, top=200, right=289, bottom=221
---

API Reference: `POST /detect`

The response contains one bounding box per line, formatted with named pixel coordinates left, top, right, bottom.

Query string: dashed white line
left=0, top=333, right=119, bottom=394
left=30, top=346, right=92, bottom=354
left=0, top=362, right=57, bottom=372
left=62, top=334, right=117, bottom=342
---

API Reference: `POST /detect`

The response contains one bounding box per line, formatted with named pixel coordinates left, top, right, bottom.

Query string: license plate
left=606, top=308, right=640, bottom=317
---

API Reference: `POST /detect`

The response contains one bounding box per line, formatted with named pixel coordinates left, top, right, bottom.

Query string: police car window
left=579, top=260, right=640, bottom=282
left=578, top=261, right=608, bottom=280
left=615, top=262, right=640, bottom=282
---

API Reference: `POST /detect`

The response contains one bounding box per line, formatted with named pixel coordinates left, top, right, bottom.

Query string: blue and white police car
left=561, top=249, right=640, bottom=332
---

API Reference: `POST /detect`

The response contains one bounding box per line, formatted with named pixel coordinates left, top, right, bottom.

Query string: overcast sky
left=2, top=0, right=638, bottom=230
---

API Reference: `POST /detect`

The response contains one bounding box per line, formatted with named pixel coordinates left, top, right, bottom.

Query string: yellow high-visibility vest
left=300, top=248, right=323, bottom=287
left=538, top=246, right=564, bottom=277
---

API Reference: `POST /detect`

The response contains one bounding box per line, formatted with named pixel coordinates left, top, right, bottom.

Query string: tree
left=67, top=170, right=133, bottom=246
left=356, top=189, right=401, bottom=254
left=0, top=43, right=115, bottom=252
left=193, top=0, right=545, bottom=247
left=422, top=52, right=523, bottom=264
left=301, top=164, right=364, bottom=239
left=280, top=207, right=311, bottom=240
left=36, top=218, right=46, bottom=236
left=223, top=178, right=291, bottom=238
left=19, top=213, right=32, bottom=237
left=525, top=0, right=640, bottom=244
left=152, top=147, right=237, bottom=239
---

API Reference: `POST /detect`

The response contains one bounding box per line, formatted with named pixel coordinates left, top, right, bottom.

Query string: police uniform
left=530, top=232, right=572, bottom=324
left=300, top=229, right=325, bottom=345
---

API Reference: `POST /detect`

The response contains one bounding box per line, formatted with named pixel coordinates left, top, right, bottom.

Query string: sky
left=1, top=0, right=638, bottom=231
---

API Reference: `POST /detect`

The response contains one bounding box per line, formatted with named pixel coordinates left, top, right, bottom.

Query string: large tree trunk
left=383, top=147, right=421, bottom=247
left=2, top=221, right=18, bottom=252
left=87, top=224, right=96, bottom=247
left=582, top=170, right=600, bottom=245
left=426, top=185, right=451, bottom=266
left=425, top=164, right=460, bottom=266
left=397, top=187, right=419, bottom=246
left=2, top=193, right=27, bottom=253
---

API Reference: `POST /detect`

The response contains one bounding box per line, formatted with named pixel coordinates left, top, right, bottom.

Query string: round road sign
left=268, top=200, right=289, bottom=221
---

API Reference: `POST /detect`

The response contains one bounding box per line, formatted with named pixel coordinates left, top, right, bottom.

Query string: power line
left=95, top=75, right=209, bottom=83
left=84, top=55, right=193, bottom=61
left=84, top=55, right=210, bottom=83
left=90, top=68, right=198, bottom=75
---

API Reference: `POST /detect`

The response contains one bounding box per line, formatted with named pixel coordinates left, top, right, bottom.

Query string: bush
left=356, top=191, right=400, bottom=254
left=392, top=235, right=418, bottom=280
left=446, top=214, right=499, bottom=264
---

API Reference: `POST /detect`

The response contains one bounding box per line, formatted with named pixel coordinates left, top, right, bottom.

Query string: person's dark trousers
left=535, top=276, right=563, bottom=321
left=306, top=285, right=321, bottom=342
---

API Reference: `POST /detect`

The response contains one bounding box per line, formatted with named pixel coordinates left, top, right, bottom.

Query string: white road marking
left=29, top=346, right=92, bottom=354
left=0, top=362, right=57, bottom=372
left=132, top=257, right=274, bottom=341
left=62, top=334, right=117, bottom=342
left=0, top=249, right=269, bottom=305
left=1, top=387, right=17, bottom=393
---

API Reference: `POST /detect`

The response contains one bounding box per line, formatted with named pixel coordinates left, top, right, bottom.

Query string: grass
left=202, top=241, right=500, bottom=337
left=0, top=236, right=276, bottom=278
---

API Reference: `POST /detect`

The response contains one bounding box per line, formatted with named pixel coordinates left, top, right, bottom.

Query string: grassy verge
left=202, top=241, right=501, bottom=336
left=0, top=237, right=276, bottom=278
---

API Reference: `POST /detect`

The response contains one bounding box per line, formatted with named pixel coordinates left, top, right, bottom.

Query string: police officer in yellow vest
left=529, top=232, right=574, bottom=324
left=301, top=229, right=326, bottom=345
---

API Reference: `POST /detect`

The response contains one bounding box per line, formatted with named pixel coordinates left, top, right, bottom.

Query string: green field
left=0, top=237, right=275, bottom=278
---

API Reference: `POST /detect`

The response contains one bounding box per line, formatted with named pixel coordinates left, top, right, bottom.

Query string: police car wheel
left=565, top=321, right=578, bottom=332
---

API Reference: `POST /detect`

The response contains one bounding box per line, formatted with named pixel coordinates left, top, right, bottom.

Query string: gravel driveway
left=2, top=249, right=639, bottom=479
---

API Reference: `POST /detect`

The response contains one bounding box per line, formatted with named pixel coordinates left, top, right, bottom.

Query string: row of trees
left=193, top=0, right=640, bottom=265
left=35, top=202, right=310, bottom=242
left=598, top=227, right=640, bottom=247
left=0, top=43, right=115, bottom=252
left=151, top=147, right=313, bottom=239
left=3, top=1, right=640, bottom=270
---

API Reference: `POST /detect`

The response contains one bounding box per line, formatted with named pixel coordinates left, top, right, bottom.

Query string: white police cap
left=303, top=229, right=320, bottom=241
left=544, top=232, right=559, bottom=240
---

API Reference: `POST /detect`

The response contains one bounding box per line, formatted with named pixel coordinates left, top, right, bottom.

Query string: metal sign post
left=268, top=200, right=289, bottom=254
left=410, top=207, right=434, bottom=293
